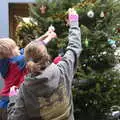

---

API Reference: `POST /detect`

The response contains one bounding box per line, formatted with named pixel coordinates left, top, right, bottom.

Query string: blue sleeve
left=16, top=55, right=26, bottom=70
left=10, top=55, right=26, bottom=71
left=0, top=59, right=9, bottom=78
left=20, top=48, right=24, bottom=55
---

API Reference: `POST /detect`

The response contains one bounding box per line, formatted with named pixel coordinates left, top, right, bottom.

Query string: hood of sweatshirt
left=21, top=62, right=72, bottom=119
left=24, top=63, right=60, bottom=97
left=21, top=63, right=67, bottom=119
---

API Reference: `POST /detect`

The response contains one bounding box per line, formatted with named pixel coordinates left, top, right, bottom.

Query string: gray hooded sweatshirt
left=7, top=20, right=82, bottom=120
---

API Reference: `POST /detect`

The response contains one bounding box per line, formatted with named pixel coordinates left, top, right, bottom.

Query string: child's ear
left=11, top=46, right=20, bottom=57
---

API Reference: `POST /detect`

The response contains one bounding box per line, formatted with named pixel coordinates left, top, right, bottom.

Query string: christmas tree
left=15, top=0, right=120, bottom=119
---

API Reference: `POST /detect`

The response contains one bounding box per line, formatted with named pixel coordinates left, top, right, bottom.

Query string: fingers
left=41, top=25, right=57, bottom=42
left=68, top=8, right=77, bottom=15
left=47, top=25, right=57, bottom=39
left=49, top=31, right=57, bottom=39
left=48, top=25, right=55, bottom=32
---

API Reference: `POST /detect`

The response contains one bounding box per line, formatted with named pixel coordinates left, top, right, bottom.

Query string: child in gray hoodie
left=7, top=8, right=82, bottom=120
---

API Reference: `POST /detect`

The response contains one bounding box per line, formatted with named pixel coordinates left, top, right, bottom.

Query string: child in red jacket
left=0, top=28, right=57, bottom=120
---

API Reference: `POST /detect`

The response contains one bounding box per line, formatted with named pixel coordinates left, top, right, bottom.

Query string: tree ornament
left=108, top=39, right=116, bottom=49
left=111, top=44, right=116, bottom=49
left=108, top=39, right=116, bottom=45
left=48, top=25, right=55, bottom=32
left=100, top=11, right=104, bottom=18
left=40, top=5, right=47, bottom=14
left=85, top=37, right=89, bottom=47
left=87, top=10, right=94, bottom=18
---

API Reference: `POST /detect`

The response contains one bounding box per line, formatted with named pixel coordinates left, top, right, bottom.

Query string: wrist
left=69, top=21, right=79, bottom=27
left=43, top=36, right=51, bottom=45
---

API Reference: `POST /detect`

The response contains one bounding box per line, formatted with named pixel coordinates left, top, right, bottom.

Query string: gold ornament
left=51, top=0, right=97, bottom=20
left=74, top=0, right=96, bottom=9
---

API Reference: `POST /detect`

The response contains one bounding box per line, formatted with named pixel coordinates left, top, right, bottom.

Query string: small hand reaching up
left=35, top=25, right=57, bottom=44
left=43, top=31, right=57, bottom=44
left=42, top=25, right=55, bottom=38
left=48, top=31, right=57, bottom=39
left=48, top=25, right=55, bottom=32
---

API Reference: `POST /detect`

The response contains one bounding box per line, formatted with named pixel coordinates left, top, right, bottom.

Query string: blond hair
left=24, top=41, right=51, bottom=73
left=0, top=38, right=16, bottom=58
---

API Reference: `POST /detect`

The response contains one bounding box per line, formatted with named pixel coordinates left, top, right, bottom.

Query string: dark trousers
left=0, top=108, right=7, bottom=120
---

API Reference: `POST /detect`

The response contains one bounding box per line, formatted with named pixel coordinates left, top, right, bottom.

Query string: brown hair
left=0, top=38, right=16, bottom=58
left=24, top=41, right=51, bottom=73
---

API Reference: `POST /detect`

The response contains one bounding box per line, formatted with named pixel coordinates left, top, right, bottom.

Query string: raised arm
left=67, top=8, right=82, bottom=59
left=57, top=8, right=82, bottom=82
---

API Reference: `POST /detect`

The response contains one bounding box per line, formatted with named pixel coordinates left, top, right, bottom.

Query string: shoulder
left=9, top=55, right=26, bottom=70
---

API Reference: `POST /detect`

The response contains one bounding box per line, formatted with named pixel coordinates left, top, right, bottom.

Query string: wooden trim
left=9, top=3, right=29, bottom=39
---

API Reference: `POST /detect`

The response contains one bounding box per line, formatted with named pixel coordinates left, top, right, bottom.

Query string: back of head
left=24, top=41, right=51, bottom=73
left=0, top=38, right=16, bottom=58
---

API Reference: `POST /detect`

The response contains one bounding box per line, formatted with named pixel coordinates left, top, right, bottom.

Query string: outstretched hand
left=48, top=31, right=57, bottom=39
left=35, top=25, right=57, bottom=45
left=43, top=31, right=57, bottom=45
left=43, top=25, right=55, bottom=38
left=35, top=25, right=57, bottom=42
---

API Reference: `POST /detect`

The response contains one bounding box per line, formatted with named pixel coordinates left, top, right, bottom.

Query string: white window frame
left=0, top=0, right=35, bottom=38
